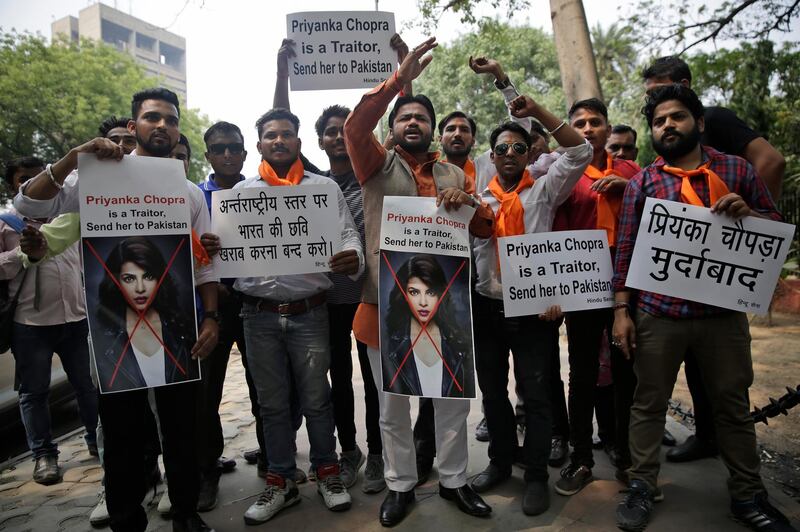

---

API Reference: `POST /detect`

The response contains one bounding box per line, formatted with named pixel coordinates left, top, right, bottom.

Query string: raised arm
left=469, top=56, right=531, bottom=131
left=273, top=38, right=295, bottom=110
left=510, top=95, right=583, bottom=148
left=344, top=37, right=438, bottom=185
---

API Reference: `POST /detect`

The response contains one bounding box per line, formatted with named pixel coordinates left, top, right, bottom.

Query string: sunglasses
left=207, top=143, right=245, bottom=155
left=493, top=142, right=528, bottom=156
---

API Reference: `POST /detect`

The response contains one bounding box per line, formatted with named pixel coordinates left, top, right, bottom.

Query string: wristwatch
left=494, top=76, right=511, bottom=90
left=204, top=310, right=221, bottom=322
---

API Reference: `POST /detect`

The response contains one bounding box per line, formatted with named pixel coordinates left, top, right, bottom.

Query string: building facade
left=52, top=3, right=187, bottom=102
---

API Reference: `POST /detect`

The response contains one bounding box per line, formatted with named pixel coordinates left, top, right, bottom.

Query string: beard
left=396, top=130, right=432, bottom=154
left=652, top=125, right=701, bottom=162
left=443, top=144, right=471, bottom=159
left=136, top=131, right=175, bottom=157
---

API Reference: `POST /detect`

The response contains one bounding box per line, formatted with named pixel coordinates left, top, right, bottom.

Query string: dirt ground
left=669, top=311, right=800, bottom=496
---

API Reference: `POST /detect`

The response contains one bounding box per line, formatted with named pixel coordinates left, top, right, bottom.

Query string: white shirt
left=414, top=351, right=443, bottom=398
left=232, top=171, right=364, bottom=301
left=13, top=152, right=218, bottom=286
left=132, top=344, right=166, bottom=387
left=473, top=142, right=593, bottom=300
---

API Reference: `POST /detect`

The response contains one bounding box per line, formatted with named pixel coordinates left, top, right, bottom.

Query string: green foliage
left=0, top=31, right=211, bottom=188
left=414, top=19, right=564, bottom=154
left=415, top=0, right=530, bottom=30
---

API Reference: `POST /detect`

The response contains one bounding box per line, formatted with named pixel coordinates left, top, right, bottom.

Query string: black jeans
left=474, top=294, right=555, bottom=482
left=565, top=309, right=634, bottom=468
left=196, top=287, right=244, bottom=471
left=100, top=382, right=199, bottom=531
left=328, top=302, right=381, bottom=455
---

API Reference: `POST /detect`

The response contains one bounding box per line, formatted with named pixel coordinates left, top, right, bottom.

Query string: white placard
left=498, top=229, right=614, bottom=317
left=626, top=197, right=795, bottom=315
left=378, top=197, right=476, bottom=399
left=211, top=184, right=341, bottom=278
left=78, top=154, right=199, bottom=394
left=286, top=11, right=396, bottom=90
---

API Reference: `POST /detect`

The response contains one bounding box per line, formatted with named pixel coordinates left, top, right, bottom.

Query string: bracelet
left=613, top=302, right=630, bottom=312
left=547, top=121, right=567, bottom=135
left=46, top=164, right=63, bottom=190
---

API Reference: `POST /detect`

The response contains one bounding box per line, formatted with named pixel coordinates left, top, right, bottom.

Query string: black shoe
left=197, top=470, right=220, bottom=512
left=33, top=455, right=61, bottom=485
left=172, top=513, right=215, bottom=532
left=731, top=491, right=796, bottom=532
left=243, top=448, right=261, bottom=465
left=470, top=463, right=511, bottom=493
left=379, top=489, right=415, bottom=527
left=665, top=435, right=718, bottom=463
left=548, top=437, right=568, bottom=467
left=416, top=457, right=433, bottom=487
left=661, top=429, right=677, bottom=447
left=216, top=456, right=236, bottom=473
left=616, top=479, right=654, bottom=531
left=439, top=484, right=491, bottom=517
left=475, top=417, right=490, bottom=442
left=522, top=480, right=550, bottom=516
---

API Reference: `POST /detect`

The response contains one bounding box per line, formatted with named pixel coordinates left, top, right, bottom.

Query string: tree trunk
left=549, top=0, right=603, bottom=107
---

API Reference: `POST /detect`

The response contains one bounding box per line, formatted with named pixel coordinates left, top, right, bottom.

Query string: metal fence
left=778, top=191, right=800, bottom=254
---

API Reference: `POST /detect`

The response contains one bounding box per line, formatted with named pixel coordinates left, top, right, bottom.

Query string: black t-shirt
left=702, top=106, right=760, bottom=158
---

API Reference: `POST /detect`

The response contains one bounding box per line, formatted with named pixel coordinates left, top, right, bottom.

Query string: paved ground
left=1, top=336, right=798, bottom=532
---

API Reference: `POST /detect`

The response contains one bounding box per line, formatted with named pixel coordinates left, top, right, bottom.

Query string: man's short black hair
left=177, top=134, right=191, bottom=159
left=642, top=56, right=692, bottom=84
left=203, top=121, right=244, bottom=146
left=255, top=108, right=300, bottom=139
left=131, top=87, right=180, bottom=120
left=314, top=105, right=351, bottom=138
left=529, top=120, right=549, bottom=141
left=489, top=122, right=532, bottom=149
left=437, top=111, right=477, bottom=136
left=642, top=84, right=705, bottom=127
left=568, top=98, right=609, bottom=121
left=4, top=156, right=44, bottom=186
left=611, top=124, right=638, bottom=144
left=388, top=94, right=436, bottom=130
left=99, top=116, right=132, bottom=137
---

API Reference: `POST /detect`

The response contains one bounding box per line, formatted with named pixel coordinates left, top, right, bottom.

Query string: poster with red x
left=378, top=196, right=476, bottom=399
left=79, top=155, right=200, bottom=394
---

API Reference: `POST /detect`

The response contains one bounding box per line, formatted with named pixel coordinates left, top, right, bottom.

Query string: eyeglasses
left=493, top=142, right=528, bottom=156
left=207, top=143, right=245, bottom=155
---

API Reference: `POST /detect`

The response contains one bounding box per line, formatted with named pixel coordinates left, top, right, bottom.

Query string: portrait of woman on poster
left=382, top=254, right=474, bottom=398
left=94, top=236, right=197, bottom=392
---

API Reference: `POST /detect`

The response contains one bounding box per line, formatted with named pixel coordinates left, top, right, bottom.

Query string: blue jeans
left=12, top=319, right=98, bottom=459
left=242, top=302, right=337, bottom=478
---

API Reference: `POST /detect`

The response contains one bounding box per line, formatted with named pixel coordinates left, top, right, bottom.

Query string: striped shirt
left=323, top=169, right=365, bottom=304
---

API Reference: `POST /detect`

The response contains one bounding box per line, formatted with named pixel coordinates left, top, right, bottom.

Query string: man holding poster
left=469, top=100, right=591, bottom=516
left=222, top=108, right=363, bottom=524
left=345, top=38, right=493, bottom=526
left=14, top=87, right=219, bottom=532
left=611, top=85, right=791, bottom=532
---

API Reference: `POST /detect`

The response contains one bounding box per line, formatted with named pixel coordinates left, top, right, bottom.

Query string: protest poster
left=379, top=196, right=476, bottom=399
left=78, top=154, right=199, bottom=394
left=498, top=229, right=614, bottom=317
left=210, top=184, right=341, bottom=278
left=286, top=11, right=396, bottom=90
left=626, top=198, right=796, bottom=315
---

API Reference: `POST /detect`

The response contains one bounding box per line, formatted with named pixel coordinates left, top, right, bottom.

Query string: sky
left=0, top=0, right=797, bottom=173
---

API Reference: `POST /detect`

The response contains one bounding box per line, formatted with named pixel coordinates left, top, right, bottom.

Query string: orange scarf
left=585, top=154, right=622, bottom=247
left=487, top=171, right=535, bottom=238
left=662, top=162, right=731, bottom=207
left=258, top=158, right=305, bottom=186
left=191, top=230, right=211, bottom=267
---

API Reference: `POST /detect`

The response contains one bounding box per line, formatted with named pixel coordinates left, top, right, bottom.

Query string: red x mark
left=85, top=238, right=189, bottom=389
left=382, top=252, right=466, bottom=393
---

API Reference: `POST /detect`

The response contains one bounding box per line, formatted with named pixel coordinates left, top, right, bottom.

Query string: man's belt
left=242, top=292, right=327, bottom=316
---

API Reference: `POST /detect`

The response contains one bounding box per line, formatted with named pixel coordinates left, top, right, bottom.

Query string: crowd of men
left=1, top=32, right=795, bottom=532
